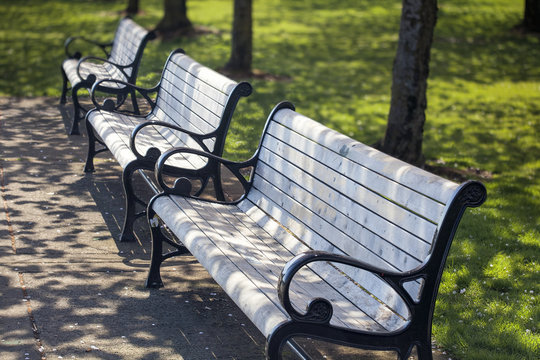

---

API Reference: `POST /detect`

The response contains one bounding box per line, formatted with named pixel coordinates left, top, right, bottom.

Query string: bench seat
left=152, top=194, right=408, bottom=339
left=146, top=102, right=487, bottom=359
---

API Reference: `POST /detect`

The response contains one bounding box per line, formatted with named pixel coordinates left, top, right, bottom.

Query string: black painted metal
left=64, top=36, right=112, bottom=60
left=154, top=147, right=256, bottom=199
left=83, top=115, right=110, bottom=173
left=59, top=67, right=70, bottom=104
left=60, top=17, right=155, bottom=135
left=90, top=78, right=160, bottom=114
left=145, top=196, right=190, bottom=289
left=145, top=101, right=486, bottom=360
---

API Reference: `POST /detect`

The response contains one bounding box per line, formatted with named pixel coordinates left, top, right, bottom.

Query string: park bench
left=60, top=16, right=155, bottom=135
left=145, top=102, right=487, bottom=360
left=84, top=48, right=252, bottom=242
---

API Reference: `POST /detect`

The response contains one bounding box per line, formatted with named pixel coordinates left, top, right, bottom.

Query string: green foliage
left=0, top=1, right=538, bottom=359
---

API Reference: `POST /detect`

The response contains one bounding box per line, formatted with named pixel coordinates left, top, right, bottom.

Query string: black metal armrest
left=130, top=121, right=212, bottom=161
left=278, top=250, right=423, bottom=324
left=79, top=55, right=132, bottom=69
left=64, top=36, right=112, bottom=59
left=76, top=56, right=130, bottom=81
left=155, top=147, right=256, bottom=200
left=90, top=79, right=158, bottom=111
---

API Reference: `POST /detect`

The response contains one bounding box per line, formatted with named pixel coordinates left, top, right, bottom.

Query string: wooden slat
left=257, top=131, right=438, bottom=245
left=151, top=106, right=217, bottom=153
left=266, top=121, right=447, bottom=224
left=242, top=189, right=411, bottom=319
left=237, top=198, right=411, bottom=325
left=251, top=173, right=411, bottom=268
left=236, top=198, right=410, bottom=326
left=251, top=156, right=428, bottom=306
left=157, top=195, right=405, bottom=333
left=88, top=111, right=139, bottom=168
left=153, top=196, right=288, bottom=338
left=170, top=53, right=238, bottom=95
left=195, top=201, right=355, bottom=330
left=203, top=201, right=390, bottom=331
left=272, top=109, right=460, bottom=205
left=155, top=90, right=218, bottom=135
left=109, top=18, right=148, bottom=67
left=256, top=143, right=433, bottom=255
left=156, top=79, right=222, bottom=133
left=253, top=159, right=429, bottom=266
left=164, top=62, right=230, bottom=109
left=63, top=59, right=128, bottom=88
left=161, top=65, right=226, bottom=118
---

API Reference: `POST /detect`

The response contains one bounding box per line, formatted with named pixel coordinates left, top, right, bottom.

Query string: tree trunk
left=155, top=0, right=193, bottom=37
left=125, top=0, right=139, bottom=15
left=524, top=0, right=540, bottom=32
left=380, top=0, right=438, bottom=167
left=224, top=0, right=253, bottom=73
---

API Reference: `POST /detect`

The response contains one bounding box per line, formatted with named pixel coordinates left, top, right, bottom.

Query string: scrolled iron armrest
left=130, top=121, right=211, bottom=161
left=278, top=250, right=422, bottom=324
left=155, top=147, right=255, bottom=199
left=76, top=56, right=130, bottom=82
left=64, top=36, right=112, bottom=59
left=90, top=79, right=157, bottom=111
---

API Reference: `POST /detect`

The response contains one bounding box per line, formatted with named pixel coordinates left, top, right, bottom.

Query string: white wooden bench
left=84, top=49, right=252, bottom=242
left=145, top=102, right=487, bottom=360
left=60, top=16, right=155, bottom=135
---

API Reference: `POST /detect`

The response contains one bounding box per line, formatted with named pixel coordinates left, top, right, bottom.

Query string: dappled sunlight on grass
left=1, top=0, right=539, bottom=359
left=426, top=81, right=540, bottom=172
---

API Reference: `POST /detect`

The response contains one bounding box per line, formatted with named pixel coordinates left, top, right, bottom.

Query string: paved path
left=0, top=97, right=452, bottom=360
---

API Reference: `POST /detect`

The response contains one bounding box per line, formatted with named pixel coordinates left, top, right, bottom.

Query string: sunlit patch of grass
left=1, top=1, right=539, bottom=359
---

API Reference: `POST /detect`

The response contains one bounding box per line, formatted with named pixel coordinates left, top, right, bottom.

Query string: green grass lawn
left=1, top=0, right=538, bottom=359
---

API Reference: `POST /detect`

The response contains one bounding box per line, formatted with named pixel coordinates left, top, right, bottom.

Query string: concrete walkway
left=0, top=97, right=452, bottom=360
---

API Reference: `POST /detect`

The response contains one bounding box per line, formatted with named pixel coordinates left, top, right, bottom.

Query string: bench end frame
left=266, top=180, right=487, bottom=360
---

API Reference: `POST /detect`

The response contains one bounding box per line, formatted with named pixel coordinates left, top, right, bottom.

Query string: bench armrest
left=155, top=147, right=256, bottom=200
left=278, top=250, right=422, bottom=324
left=64, top=36, right=112, bottom=59
left=77, top=55, right=130, bottom=81
left=130, top=121, right=212, bottom=161
left=90, top=79, right=158, bottom=112
left=79, top=55, right=134, bottom=70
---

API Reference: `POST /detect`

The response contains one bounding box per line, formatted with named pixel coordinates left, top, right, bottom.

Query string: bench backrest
left=152, top=50, right=252, bottom=154
left=107, top=17, right=155, bottom=81
left=245, top=105, right=485, bottom=320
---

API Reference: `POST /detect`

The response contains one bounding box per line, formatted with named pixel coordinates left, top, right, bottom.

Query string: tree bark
left=155, top=0, right=193, bottom=37
left=524, top=0, right=540, bottom=32
left=224, top=0, right=253, bottom=73
left=380, top=0, right=438, bottom=167
left=125, top=0, right=139, bottom=15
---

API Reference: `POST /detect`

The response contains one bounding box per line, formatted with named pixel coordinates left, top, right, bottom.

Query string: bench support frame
left=146, top=202, right=191, bottom=289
